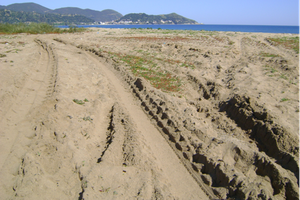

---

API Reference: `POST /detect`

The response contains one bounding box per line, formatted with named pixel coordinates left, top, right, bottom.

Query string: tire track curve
left=75, top=43, right=219, bottom=199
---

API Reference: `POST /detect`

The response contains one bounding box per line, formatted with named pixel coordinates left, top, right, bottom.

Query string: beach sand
left=0, top=28, right=298, bottom=199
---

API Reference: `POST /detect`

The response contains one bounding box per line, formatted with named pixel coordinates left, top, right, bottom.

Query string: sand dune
left=0, top=28, right=298, bottom=199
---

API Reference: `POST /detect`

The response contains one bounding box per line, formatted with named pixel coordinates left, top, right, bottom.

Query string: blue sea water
left=57, top=24, right=299, bottom=34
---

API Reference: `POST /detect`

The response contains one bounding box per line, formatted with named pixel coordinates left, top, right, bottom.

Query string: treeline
left=0, top=9, right=94, bottom=24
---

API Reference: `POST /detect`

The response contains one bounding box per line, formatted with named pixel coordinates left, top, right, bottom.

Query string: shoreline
left=55, top=24, right=300, bottom=34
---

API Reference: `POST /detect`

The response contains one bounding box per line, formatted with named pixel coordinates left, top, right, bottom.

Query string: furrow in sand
left=81, top=49, right=213, bottom=199
left=75, top=39, right=299, bottom=199
left=0, top=38, right=58, bottom=197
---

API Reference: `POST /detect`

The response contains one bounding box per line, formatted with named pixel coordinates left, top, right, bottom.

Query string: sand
left=0, top=28, right=298, bottom=199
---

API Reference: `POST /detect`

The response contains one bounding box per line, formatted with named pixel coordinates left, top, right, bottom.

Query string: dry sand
left=0, top=28, right=299, bottom=199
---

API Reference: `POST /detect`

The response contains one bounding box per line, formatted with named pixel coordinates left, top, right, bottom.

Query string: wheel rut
left=0, top=38, right=58, bottom=197
left=76, top=43, right=217, bottom=199
left=75, top=39, right=299, bottom=199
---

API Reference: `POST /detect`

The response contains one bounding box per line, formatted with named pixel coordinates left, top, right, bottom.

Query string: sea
left=57, top=24, right=299, bottom=34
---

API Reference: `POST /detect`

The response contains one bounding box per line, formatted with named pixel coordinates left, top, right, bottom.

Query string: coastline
left=56, top=24, right=300, bottom=34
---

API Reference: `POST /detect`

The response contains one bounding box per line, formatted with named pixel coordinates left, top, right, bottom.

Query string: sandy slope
left=0, top=29, right=298, bottom=199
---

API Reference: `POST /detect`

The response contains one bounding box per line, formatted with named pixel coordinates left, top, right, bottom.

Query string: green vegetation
left=50, top=8, right=122, bottom=22
left=270, top=68, right=277, bottom=73
left=0, top=23, right=85, bottom=34
left=1, top=2, right=122, bottom=22
left=116, top=13, right=197, bottom=24
left=73, top=99, right=86, bottom=105
left=259, top=52, right=280, bottom=57
left=266, top=36, right=299, bottom=54
left=0, top=53, right=6, bottom=58
left=0, top=9, right=94, bottom=24
left=279, top=74, right=288, bottom=80
left=228, top=40, right=235, bottom=45
left=280, top=98, right=289, bottom=102
left=5, top=49, right=21, bottom=53
left=2, top=2, right=50, bottom=13
left=96, top=41, right=198, bottom=92
left=263, top=65, right=295, bottom=84
left=263, top=65, right=275, bottom=73
left=181, top=63, right=195, bottom=69
left=120, top=54, right=182, bottom=92
left=83, top=116, right=93, bottom=122
left=105, top=51, right=183, bottom=92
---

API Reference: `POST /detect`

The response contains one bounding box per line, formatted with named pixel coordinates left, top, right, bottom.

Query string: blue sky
left=1, top=0, right=299, bottom=25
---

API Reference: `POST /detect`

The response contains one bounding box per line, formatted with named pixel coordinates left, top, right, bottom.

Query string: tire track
left=0, top=38, right=58, bottom=198
left=34, top=39, right=58, bottom=97
left=75, top=43, right=218, bottom=199
left=75, top=41, right=299, bottom=199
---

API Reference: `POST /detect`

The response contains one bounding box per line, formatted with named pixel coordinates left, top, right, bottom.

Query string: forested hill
left=48, top=8, right=122, bottom=22
left=0, top=2, right=50, bottom=13
left=0, top=2, right=199, bottom=24
left=0, top=3, right=122, bottom=22
left=115, top=13, right=198, bottom=24
left=0, top=9, right=94, bottom=24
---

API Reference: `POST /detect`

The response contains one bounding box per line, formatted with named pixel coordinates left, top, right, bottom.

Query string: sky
left=1, top=0, right=299, bottom=25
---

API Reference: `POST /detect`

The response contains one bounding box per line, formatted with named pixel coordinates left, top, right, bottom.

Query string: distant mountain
left=0, top=9, right=94, bottom=24
left=0, top=2, right=199, bottom=24
left=3, top=2, right=50, bottom=14
left=1, top=2, right=122, bottom=22
left=48, top=8, right=122, bottom=22
left=116, top=13, right=198, bottom=24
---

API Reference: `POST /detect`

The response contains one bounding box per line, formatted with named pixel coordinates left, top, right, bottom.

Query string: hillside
left=0, top=3, right=122, bottom=22
left=49, top=8, right=122, bottom=22
left=1, top=2, right=50, bottom=14
left=0, top=9, right=94, bottom=24
left=115, top=12, right=198, bottom=24
left=0, top=2, right=199, bottom=24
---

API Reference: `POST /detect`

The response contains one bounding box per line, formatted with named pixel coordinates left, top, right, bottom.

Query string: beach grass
left=0, top=23, right=86, bottom=34
left=119, top=54, right=182, bottom=92
left=104, top=51, right=182, bottom=92
left=259, top=52, right=280, bottom=57
left=267, top=36, right=299, bottom=54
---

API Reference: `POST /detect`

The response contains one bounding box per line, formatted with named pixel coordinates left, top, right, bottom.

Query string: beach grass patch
left=83, top=116, right=93, bottom=122
left=280, top=98, right=289, bottom=102
left=0, top=23, right=86, bottom=34
left=259, top=52, right=280, bottom=57
left=5, top=49, right=21, bottom=53
left=266, top=36, right=299, bottom=54
left=228, top=40, right=235, bottom=45
left=96, top=47, right=190, bottom=92
left=110, top=52, right=182, bottom=92
left=73, top=99, right=86, bottom=105
left=180, top=63, right=195, bottom=69
left=279, top=74, right=288, bottom=80
left=270, top=68, right=277, bottom=73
